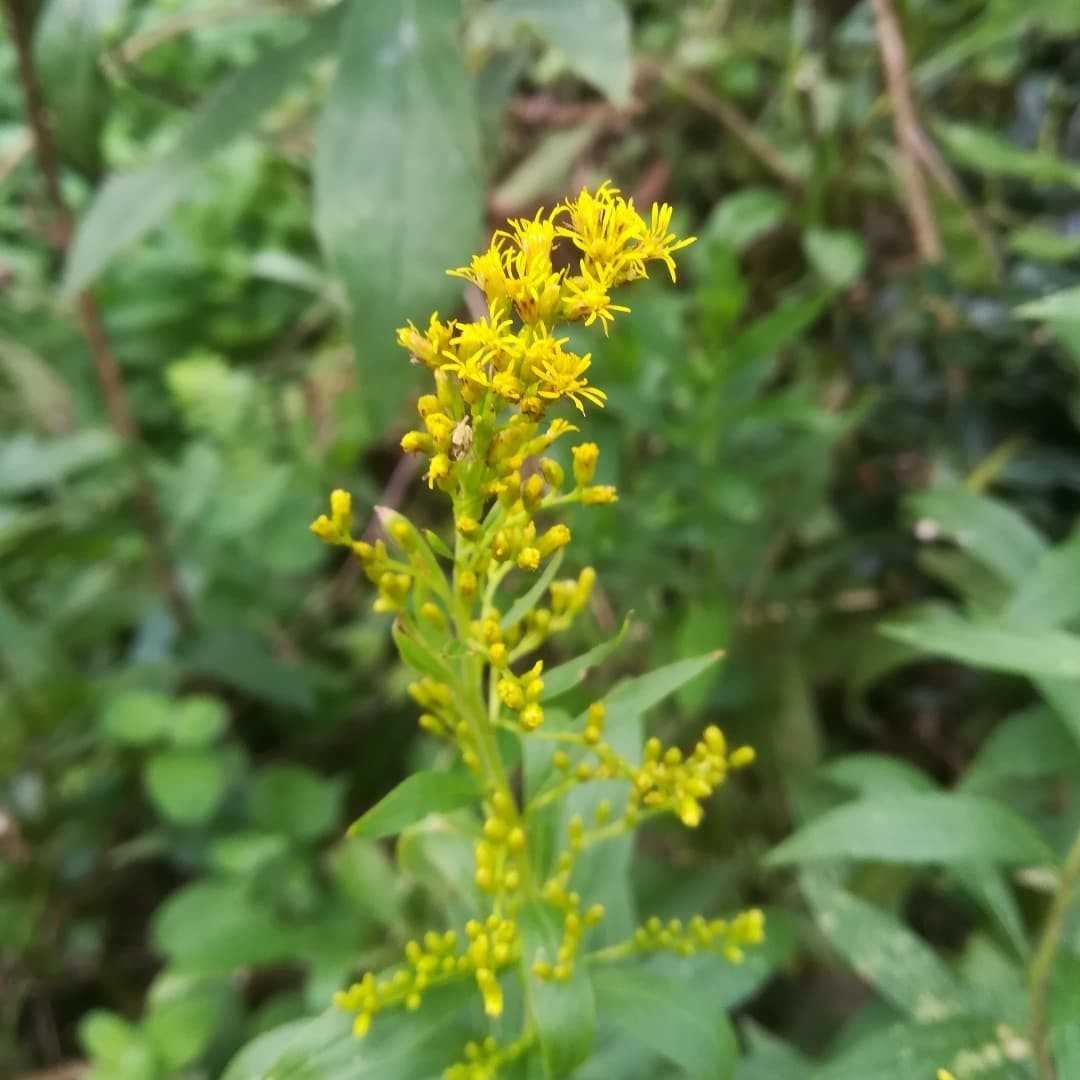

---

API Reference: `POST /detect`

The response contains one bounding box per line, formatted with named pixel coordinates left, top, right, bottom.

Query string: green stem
left=1030, top=824, right=1080, bottom=1080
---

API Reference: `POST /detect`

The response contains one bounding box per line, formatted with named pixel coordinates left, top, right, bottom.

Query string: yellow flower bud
left=730, top=746, right=756, bottom=769
left=571, top=442, right=599, bottom=486
left=400, top=430, right=432, bottom=454
left=517, top=547, right=540, bottom=571
left=456, top=515, right=479, bottom=537
left=521, top=703, right=544, bottom=730
left=309, top=514, right=337, bottom=543
left=538, top=524, right=571, bottom=558
left=330, top=489, right=352, bottom=533
left=540, top=457, right=564, bottom=488
left=582, top=484, right=618, bottom=505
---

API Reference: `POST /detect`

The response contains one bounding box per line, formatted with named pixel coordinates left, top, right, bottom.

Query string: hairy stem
left=1030, top=825, right=1080, bottom=1080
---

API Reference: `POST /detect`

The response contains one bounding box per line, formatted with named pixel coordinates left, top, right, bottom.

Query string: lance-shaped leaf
left=349, top=771, right=483, bottom=840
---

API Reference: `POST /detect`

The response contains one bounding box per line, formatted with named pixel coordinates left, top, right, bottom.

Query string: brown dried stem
left=3, top=0, right=194, bottom=633
left=871, top=0, right=942, bottom=263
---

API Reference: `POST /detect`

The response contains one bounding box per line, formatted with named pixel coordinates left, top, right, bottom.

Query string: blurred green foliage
left=4, top=0, right=1080, bottom=1077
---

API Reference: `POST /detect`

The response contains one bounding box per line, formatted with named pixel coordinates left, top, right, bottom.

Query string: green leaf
left=62, top=8, right=344, bottom=296
left=767, top=793, right=1052, bottom=867
left=604, top=651, right=723, bottom=722
left=491, top=0, right=633, bottom=105
left=33, top=0, right=125, bottom=173
left=1051, top=951, right=1080, bottom=1079
left=145, top=981, right=232, bottom=1071
left=392, top=621, right=454, bottom=682
left=737, top=1022, right=811, bottom=1080
left=502, top=550, right=565, bottom=629
left=592, top=966, right=738, bottom=1080
left=703, top=188, right=789, bottom=254
left=222, top=986, right=476, bottom=1080
left=249, top=765, right=343, bottom=842
left=519, top=899, right=596, bottom=1077
left=818, top=754, right=936, bottom=799
left=144, top=749, right=229, bottom=826
left=880, top=612, right=1080, bottom=680
left=907, top=487, right=1047, bottom=586
left=541, top=617, right=631, bottom=701
left=101, top=689, right=172, bottom=746
left=814, top=1015, right=1027, bottom=1080
left=1005, top=532, right=1080, bottom=628
left=314, top=0, right=482, bottom=418
left=802, top=228, right=866, bottom=288
left=348, top=771, right=483, bottom=839
left=962, top=705, right=1080, bottom=790
left=936, top=120, right=1080, bottom=189
left=800, top=873, right=963, bottom=1019
left=397, top=816, right=484, bottom=927
left=1010, top=226, right=1080, bottom=264
left=171, top=695, right=228, bottom=747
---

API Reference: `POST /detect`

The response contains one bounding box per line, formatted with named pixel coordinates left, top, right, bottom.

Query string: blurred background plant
left=4, top=0, right=1080, bottom=1077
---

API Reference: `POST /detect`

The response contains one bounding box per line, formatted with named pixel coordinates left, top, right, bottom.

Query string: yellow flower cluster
left=311, top=187, right=761, bottom=1071
left=631, top=909, right=765, bottom=963
left=332, top=916, right=519, bottom=1038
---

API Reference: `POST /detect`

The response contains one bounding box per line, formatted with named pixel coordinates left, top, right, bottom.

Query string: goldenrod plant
left=310, top=184, right=763, bottom=1076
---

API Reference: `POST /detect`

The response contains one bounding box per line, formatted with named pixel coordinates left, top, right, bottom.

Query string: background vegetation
left=4, top=0, right=1080, bottom=1077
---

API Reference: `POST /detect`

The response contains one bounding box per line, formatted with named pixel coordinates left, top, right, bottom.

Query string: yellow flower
left=523, top=333, right=606, bottom=414
left=561, top=263, right=630, bottom=334
left=396, top=312, right=456, bottom=368
left=635, top=201, right=697, bottom=282
left=447, top=242, right=510, bottom=304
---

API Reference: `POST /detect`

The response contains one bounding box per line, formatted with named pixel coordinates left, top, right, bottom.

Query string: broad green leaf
left=502, top=551, right=565, bottom=630
left=767, top=793, right=1052, bottom=867
left=222, top=987, right=476, bottom=1080
left=802, top=228, right=865, bottom=288
left=818, top=754, right=935, bottom=799
left=33, top=0, right=125, bottom=173
left=907, top=487, right=1047, bottom=586
left=800, top=873, right=963, bottom=1019
left=491, top=0, right=633, bottom=105
left=63, top=9, right=343, bottom=296
left=962, top=705, right=1080, bottom=790
left=736, top=1022, right=811, bottom=1080
left=144, top=749, right=229, bottom=825
left=1005, top=532, right=1080, bottom=628
left=541, top=617, right=631, bottom=701
left=592, top=966, right=737, bottom=1080
left=102, top=689, right=172, bottom=746
left=703, top=188, right=789, bottom=254
left=519, top=900, right=596, bottom=1078
left=936, top=121, right=1080, bottom=189
left=170, top=695, right=228, bottom=747
left=348, top=771, right=482, bottom=839
left=145, top=982, right=233, bottom=1071
left=314, top=0, right=482, bottom=418
left=880, top=613, right=1080, bottom=680
left=249, top=765, right=343, bottom=842
left=814, top=1015, right=1029, bottom=1080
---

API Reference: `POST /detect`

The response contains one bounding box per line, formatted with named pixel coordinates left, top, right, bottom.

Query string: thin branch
left=2, top=0, right=194, bottom=634
left=638, top=57, right=802, bottom=193
left=871, top=0, right=942, bottom=263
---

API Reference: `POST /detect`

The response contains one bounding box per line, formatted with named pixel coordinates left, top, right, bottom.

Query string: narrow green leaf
left=491, top=0, right=633, bottom=105
left=1051, top=951, right=1080, bottom=1080
left=767, top=793, right=1052, bottom=867
left=1016, top=284, right=1080, bottom=322
left=592, top=966, right=737, bottom=1080
left=502, top=550, right=565, bottom=630
left=800, top=873, right=963, bottom=1019
left=813, top=1015, right=1026, bottom=1080
left=936, top=120, right=1080, bottom=189
left=818, top=754, right=936, bottom=799
left=604, top=651, right=723, bottom=721
left=541, top=617, right=631, bottom=701
left=907, top=487, right=1048, bottom=586
left=880, top=613, right=1080, bottom=680
left=315, top=0, right=483, bottom=418
left=62, top=9, right=343, bottom=296
left=1004, top=532, right=1080, bottom=628
left=962, top=705, right=1080, bottom=790
left=424, top=529, right=454, bottom=559
left=519, top=900, right=596, bottom=1078
left=33, top=0, right=125, bottom=173
left=348, top=771, right=482, bottom=839
left=392, top=622, right=454, bottom=682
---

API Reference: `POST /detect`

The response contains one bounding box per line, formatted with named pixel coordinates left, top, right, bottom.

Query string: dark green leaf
left=348, top=771, right=482, bottom=839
